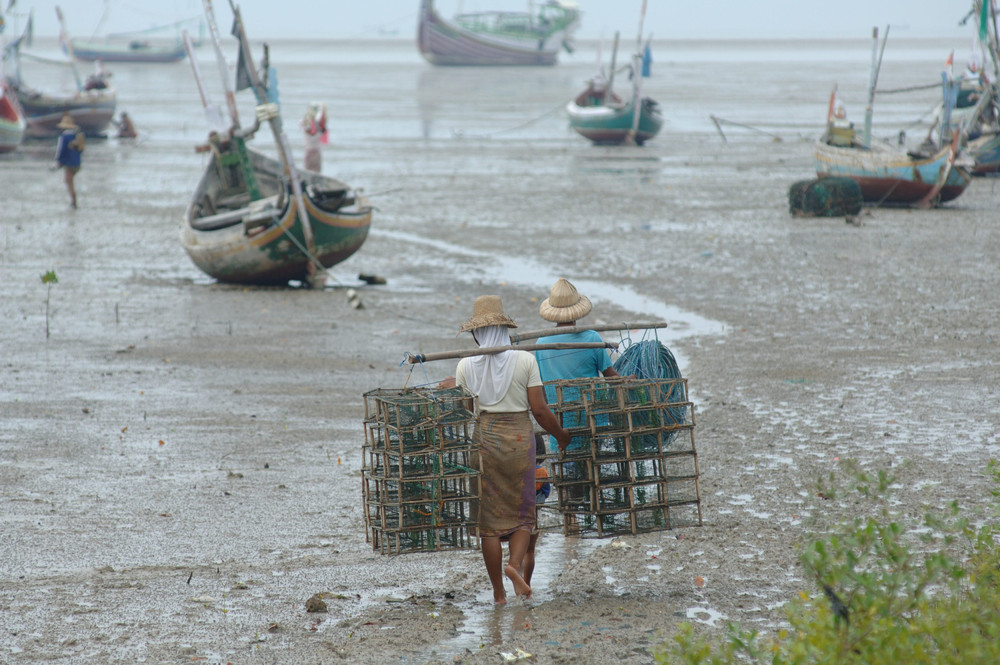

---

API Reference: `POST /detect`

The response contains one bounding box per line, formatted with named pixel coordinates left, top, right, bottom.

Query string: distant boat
left=0, top=77, right=26, bottom=152
left=812, top=27, right=971, bottom=207
left=55, top=5, right=192, bottom=64
left=567, top=7, right=662, bottom=146
left=181, top=1, right=372, bottom=287
left=4, top=13, right=117, bottom=138
left=417, top=0, right=581, bottom=66
left=63, top=38, right=187, bottom=64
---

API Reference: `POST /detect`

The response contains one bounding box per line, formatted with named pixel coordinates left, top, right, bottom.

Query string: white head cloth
left=463, top=325, right=517, bottom=407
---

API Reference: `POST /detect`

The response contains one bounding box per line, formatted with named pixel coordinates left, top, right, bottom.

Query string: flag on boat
left=641, top=41, right=652, bottom=77
left=231, top=18, right=252, bottom=91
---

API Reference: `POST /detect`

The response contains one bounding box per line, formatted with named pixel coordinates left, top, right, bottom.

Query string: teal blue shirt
left=535, top=329, right=612, bottom=452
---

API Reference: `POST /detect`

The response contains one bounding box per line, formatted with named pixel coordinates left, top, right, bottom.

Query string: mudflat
left=2, top=38, right=999, bottom=665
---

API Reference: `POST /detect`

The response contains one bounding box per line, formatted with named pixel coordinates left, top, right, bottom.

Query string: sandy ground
left=3, top=109, right=1000, bottom=665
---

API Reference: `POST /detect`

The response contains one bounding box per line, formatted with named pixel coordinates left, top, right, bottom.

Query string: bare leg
left=64, top=168, right=77, bottom=209
left=504, top=530, right=532, bottom=598
left=481, top=536, right=507, bottom=605
left=524, top=531, right=538, bottom=586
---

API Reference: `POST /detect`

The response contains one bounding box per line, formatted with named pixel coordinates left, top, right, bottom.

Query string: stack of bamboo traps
left=544, top=376, right=702, bottom=537
left=362, top=386, right=481, bottom=555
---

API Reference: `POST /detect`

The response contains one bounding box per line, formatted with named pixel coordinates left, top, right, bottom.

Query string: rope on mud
left=454, top=100, right=568, bottom=139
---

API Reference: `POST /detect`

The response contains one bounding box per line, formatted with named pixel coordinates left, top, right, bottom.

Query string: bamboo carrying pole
left=408, top=342, right=616, bottom=364
left=509, top=321, right=667, bottom=343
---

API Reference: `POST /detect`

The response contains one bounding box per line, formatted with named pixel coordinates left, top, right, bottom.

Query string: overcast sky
left=6, top=1, right=979, bottom=42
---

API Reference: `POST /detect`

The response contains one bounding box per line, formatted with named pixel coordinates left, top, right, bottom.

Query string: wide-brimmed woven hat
left=539, top=278, right=592, bottom=323
left=56, top=114, right=79, bottom=130
left=459, top=295, right=518, bottom=332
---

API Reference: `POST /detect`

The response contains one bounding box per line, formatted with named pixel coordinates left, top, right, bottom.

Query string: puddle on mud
left=370, top=228, right=727, bottom=373
left=426, top=532, right=602, bottom=658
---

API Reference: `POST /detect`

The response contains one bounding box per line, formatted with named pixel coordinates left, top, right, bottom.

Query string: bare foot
left=494, top=593, right=507, bottom=605
left=505, top=564, right=532, bottom=599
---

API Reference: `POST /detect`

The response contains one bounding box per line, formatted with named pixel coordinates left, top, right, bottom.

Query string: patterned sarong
left=473, top=411, right=536, bottom=539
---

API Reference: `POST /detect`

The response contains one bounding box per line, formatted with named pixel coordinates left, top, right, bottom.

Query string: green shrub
left=657, top=460, right=1000, bottom=665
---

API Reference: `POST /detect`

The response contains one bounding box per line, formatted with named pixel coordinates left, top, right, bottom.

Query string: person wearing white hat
left=455, top=295, right=569, bottom=604
left=54, top=114, right=85, bottom=209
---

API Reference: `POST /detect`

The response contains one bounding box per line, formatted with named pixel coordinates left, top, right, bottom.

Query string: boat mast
left=202, top=0, right=240, bottom=129
left=227, top=0, right=319, bottom=281
left=862, top=25, right=889, bottom=148
left=54, top=7, right=84, bottom=92
left=627, top=0, right=648, bottom=145
left=182, top=30, right=227, bottom=133
left=606, top=32, right=620, bottom=101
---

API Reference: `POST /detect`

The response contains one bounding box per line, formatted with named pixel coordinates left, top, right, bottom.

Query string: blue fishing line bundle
left=612, top=339, right=686, bottom=444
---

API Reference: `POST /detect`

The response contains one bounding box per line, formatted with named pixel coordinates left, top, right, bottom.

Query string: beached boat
left=182, top=144, right=372, bottom=285
left=180, top=1, right=372, bottom=286
left=566, top=77, right=663, bottom=145
left=812, top=27, right=971, bottom=207
left=567, top=6, right=662, bottom=146
left=0, top=86, right=26, bottom=152
left=4, top=13, right=117, bottom=138
left=813, top=139, right=971, bottom=206
left=417, top=0, right=581, bottom=66
left=6, top=70, right=116, bottom=138
left=0, top=63, right=26, bottom=152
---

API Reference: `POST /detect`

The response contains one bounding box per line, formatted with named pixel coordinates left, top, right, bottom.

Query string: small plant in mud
left=656, top=460, right=1000, bottom=665
left=41, top=269, right=59, bottom=339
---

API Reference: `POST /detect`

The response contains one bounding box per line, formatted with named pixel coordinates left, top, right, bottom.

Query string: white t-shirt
left=456, top=350, right=541, bottom=412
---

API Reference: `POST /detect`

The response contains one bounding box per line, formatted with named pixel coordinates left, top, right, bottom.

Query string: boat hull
left=181, top=148, right=373, bottom=285
left=66, top=39, right=187, bottom=64
left=567, top=97, right=663, bottom=146
left=0, top=89, right=25, bottom=152
left=813, top=140, right=971, bottom=206
left=417, top=0, right=580, bottom=66
left=13, top=86, right=117, bottom=138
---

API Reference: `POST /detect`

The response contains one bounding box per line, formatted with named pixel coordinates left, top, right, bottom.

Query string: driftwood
left=407, top=342, right=615, bottom=364
left=509, top=321, right=666, bottom=343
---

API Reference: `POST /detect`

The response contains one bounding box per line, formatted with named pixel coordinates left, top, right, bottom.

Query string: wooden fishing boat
left=180, top=0, right=372, bottom=286
left=182, top=142, right=372, bottom=285
left=0, top=68, right=26, bottom=152
left=417, top=0, right=581, bottom=66
left=8, top=74, right=116, bottom=138
left=566, top=78, right=663, bottom=145
left=5, top=11, right=117, bottom=138
left=813, top=139, right=971, bottom=206
left=812, top=27, right=971, bottom=207
left=567, top=5, right=662, bottom=146
left=56, top=6, right=190, bottom=63
left=62, top=38, right=186, bottom=64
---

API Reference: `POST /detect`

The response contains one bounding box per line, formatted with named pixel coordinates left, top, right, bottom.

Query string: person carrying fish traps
left=525, top=278, right=701, bottom=538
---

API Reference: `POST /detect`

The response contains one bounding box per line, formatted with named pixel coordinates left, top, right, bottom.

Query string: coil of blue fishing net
left=613, top=339, right=686, bottom=444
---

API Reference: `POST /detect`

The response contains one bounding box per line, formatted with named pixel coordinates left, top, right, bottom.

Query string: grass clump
left=658, top=460, right=1000, bottom=665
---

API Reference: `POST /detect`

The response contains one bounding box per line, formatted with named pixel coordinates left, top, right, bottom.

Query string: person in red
left=455, top=295, right=569, bottom=604
left=54, top=114, right=85, bottom=209
left=301, top=102, right=328, bottom=172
